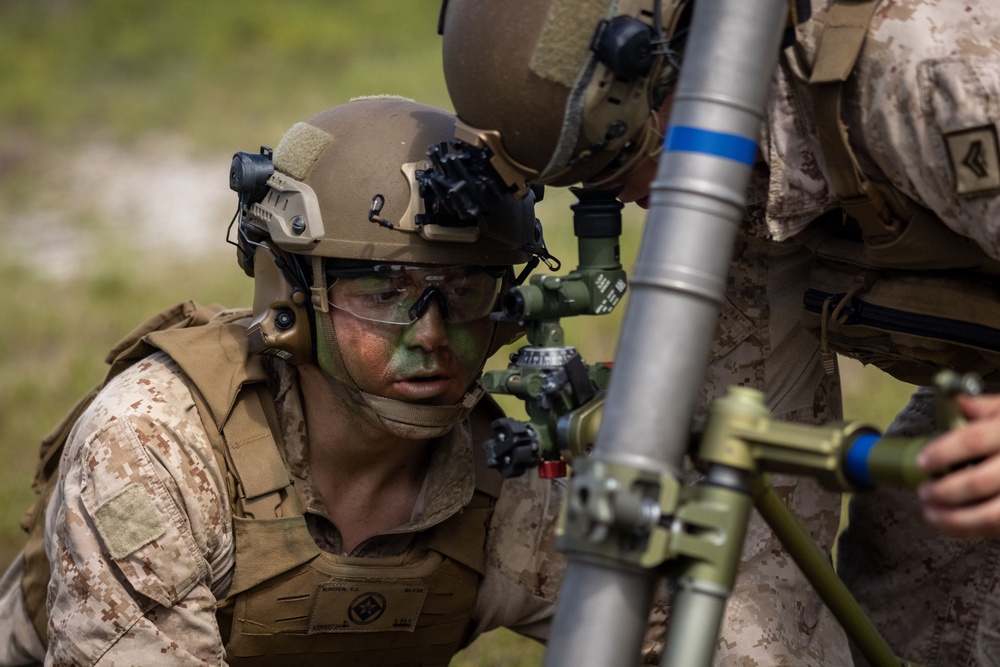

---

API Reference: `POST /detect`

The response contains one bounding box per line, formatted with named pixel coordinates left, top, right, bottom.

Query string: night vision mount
left=422, top=141, right=512, bottom=221
left=419, top=139, right=545, bottom=222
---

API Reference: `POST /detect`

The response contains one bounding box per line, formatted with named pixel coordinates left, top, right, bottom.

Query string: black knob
left=484, top=418, right=540, bottom=478
left=591, top=16, right=654, bottom=80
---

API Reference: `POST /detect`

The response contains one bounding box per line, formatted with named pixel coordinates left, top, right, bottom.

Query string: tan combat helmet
left=440, top=0, right=689, bottom=191
left=230, top=96, right=544, bottom=438
left=230, top=96, right=541, bottom=366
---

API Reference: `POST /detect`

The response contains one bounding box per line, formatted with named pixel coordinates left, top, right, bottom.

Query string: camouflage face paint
left=330, top=305, right=493, bottom=406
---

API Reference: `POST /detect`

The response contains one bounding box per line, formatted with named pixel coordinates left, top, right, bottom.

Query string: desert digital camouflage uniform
left=762, top=0, right=1000, bottom=256
left=0, top=347, right=565, bottom=665
left=762, top=1, right=1000, bottom=665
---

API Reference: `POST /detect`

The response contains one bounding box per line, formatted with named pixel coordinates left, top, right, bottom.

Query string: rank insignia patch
left=944, top=125, right=1000, bottom=197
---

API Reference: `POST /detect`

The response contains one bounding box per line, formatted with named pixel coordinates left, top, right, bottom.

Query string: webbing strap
left=809, top=0, right=881, bottom=85
left=808, top=0, right=903, bottom=244
left=222, top=384, right=291, bottom=500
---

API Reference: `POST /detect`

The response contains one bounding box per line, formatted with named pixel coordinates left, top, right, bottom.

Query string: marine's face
left=330, top=297, right=493, bottom=406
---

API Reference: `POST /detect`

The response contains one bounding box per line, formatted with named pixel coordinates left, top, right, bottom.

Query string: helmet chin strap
left=313, top=308, right=485, bottom=441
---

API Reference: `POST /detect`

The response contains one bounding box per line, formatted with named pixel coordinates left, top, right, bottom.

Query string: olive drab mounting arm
left=558, top=372, right=977, bottom=667
left=481, top=188, right=626, bottom=479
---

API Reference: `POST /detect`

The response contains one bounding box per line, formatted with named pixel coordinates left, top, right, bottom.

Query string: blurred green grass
left=0, top=0, right=452, bottom=149
left=0, top=2, right=917, bottom=665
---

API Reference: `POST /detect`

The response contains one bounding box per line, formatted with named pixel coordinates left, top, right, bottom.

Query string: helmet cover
left=441, top=0, right=688, bottom=188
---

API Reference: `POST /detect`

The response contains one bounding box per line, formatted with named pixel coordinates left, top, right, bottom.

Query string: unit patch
left=944, top=125, right=1000, bottom=197
left=93, top=483, right=166, bottom=560
left=308, top=578, right=428, bottom=633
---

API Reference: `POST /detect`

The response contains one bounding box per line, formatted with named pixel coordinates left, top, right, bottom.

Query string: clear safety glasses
left=327, top=264, right=505, bottom=326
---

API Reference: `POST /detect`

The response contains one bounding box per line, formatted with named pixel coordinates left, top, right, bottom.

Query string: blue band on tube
left=846, top=433, right=880, bottom=487
left=665, top=126, right=758, bottom=165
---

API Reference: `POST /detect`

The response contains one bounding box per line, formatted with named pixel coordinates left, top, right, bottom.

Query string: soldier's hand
left=916, top=394, right=1000, bottom=539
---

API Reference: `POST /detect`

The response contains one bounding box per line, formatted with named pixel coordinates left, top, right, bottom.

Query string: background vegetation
left=0, top=2, right=914, bottom=665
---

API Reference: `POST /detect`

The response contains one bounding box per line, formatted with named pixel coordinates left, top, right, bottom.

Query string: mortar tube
left=543, top=0, right=790, bottom=665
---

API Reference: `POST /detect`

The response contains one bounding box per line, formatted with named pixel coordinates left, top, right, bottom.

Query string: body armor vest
left=21, top=302, right=503, bottom=666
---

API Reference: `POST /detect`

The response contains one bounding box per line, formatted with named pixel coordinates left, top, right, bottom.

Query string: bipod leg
left=659, top=575, right=730, bottom=667
left=659, top=465, right=755, bottom=667
left=751, top=474, right=921, bottom=667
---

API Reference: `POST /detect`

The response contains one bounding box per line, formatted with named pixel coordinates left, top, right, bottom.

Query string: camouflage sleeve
left=0, top=552, right=47, bottom=663
left=470, top=472, right=567, bottom=644
left=45, top=352, right=234, bottom=666
left=859, top=1, right=1000, bottom=260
